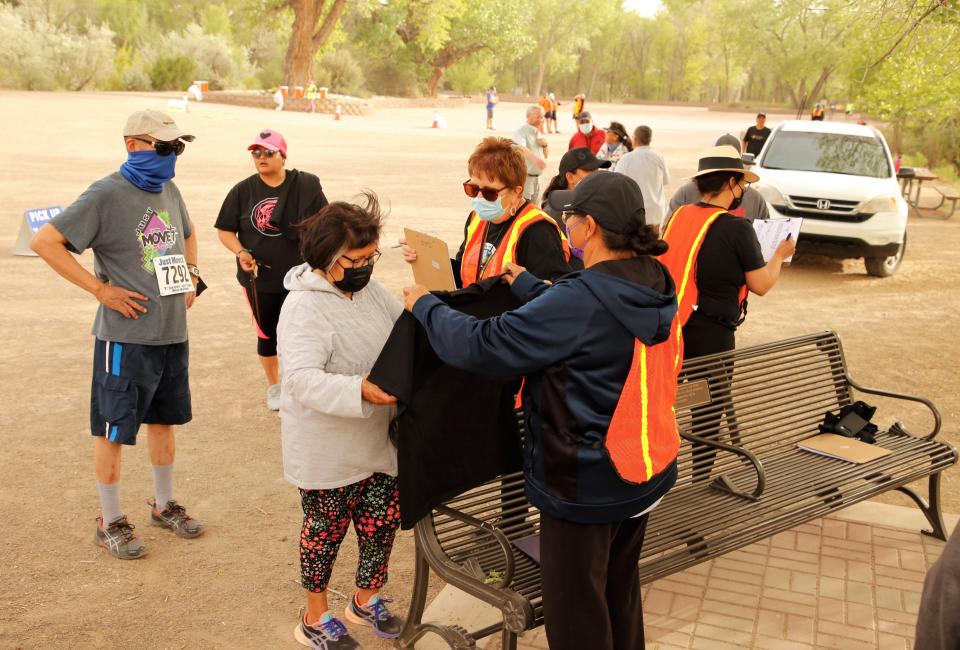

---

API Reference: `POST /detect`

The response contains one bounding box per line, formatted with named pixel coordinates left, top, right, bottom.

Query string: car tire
left=865, top=233, right=906, bottom=277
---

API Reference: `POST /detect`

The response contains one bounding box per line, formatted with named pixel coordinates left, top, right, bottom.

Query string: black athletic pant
left=539, top=512, right=649, bottom=650
left=243, top=286, right=287, bottom=357
left=683, top=312, right=737, bottom=481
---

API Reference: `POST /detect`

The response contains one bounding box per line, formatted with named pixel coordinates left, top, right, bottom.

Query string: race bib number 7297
left=153, top=254, right=193, bottom=296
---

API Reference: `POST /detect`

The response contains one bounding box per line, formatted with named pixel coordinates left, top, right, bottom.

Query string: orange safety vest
left=460, top=203, right=571, bottom=287
left=659, top=204, right=749, bottom=329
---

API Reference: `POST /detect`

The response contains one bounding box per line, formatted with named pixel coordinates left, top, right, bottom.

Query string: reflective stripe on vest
left=660, top=204, right=749, bottom=330
left=459, top=203, right=570, bottom=287
left=604, top=326, right=681, bottom=484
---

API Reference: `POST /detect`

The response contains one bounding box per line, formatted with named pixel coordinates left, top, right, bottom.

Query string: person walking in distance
left=485, top=86, right=498, bottom=130
left=30, top=110, right=204, bottom=559
left=742, top=112, right=771, bottom=157
left=513, top=105, right=549, bottom=203
left=215, top=129, right=328, bottom=411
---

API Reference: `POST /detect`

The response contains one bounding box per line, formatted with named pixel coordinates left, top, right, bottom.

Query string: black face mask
left=333, top=264, right=373, bottom=293
left=728, top=182, right=745, bottom=212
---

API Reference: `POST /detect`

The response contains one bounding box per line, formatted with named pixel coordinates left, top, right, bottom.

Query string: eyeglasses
left=463, top=180, right=507, bottom=202
left=338, top=250, right=381, bottom=269
left=251, top=149, right=279, bottom=158
left=132, top=137, right=185, bottom=156
left=561, top=210, right=586, bottom=225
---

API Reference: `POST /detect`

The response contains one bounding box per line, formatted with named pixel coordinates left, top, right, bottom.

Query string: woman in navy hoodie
left=403, top=172, right=681, bottom=650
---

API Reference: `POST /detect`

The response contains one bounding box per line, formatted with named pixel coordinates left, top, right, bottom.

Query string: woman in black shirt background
left=215, top=129, right=328, bottom=411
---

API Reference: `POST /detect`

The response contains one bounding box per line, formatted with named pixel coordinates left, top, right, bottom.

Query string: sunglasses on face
left=251, top=148, right=279, bottom=159
left=463, top=180, right=507, bottom=202
left=132, top=137, right=185, bottom=156
left=338, top=250, right=382, bottom=269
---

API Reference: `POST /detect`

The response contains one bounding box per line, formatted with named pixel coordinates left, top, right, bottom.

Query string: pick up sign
left=15, top=206, right=62, bottom=256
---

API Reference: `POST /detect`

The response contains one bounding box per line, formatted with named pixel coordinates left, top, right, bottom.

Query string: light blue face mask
left=472, top=195, right=505, bottom=222
left=579, top=122, right=594, bottom=135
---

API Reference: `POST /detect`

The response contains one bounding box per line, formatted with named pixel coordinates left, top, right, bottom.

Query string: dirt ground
left=1, top=91, right=957, bottom=648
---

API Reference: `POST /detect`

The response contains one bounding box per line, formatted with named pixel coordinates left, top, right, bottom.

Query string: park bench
left=930, top=184, right=959, bottom=219
left=397, top=331, right=957, bottom=649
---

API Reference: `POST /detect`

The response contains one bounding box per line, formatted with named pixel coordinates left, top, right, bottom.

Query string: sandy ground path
left=1, top=92, right=957, bottom=648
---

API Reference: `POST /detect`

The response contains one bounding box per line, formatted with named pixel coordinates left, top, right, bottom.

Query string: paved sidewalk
left=511, top=505, right=953, bottom=650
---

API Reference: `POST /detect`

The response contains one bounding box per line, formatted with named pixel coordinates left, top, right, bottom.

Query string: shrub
left=149, top=56, right=197, bottom=90
left=314, top=50, right=365, bottom=96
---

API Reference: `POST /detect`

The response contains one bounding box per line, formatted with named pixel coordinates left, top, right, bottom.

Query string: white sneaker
left=267, top=384, right=281, bottom=411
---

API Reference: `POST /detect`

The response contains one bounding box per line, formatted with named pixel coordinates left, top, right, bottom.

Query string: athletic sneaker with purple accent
left=294, top=612, right=359, bottom=649
left=345, top=594, right=403, bottom=639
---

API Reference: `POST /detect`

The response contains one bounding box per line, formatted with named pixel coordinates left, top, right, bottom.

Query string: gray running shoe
left=267, top=383, right=281, bottom=411
left=345, top=594, right=403, bottom=638
left=93, top=516, right=147, bottom=560
left=294, top=614, right=360, bottom=649
left=150, top=500, right=204, bottom=538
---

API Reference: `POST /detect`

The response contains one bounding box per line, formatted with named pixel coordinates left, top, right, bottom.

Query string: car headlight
left=860, top=194, right=899, bottom=213
left=755, top=184, right=787, bottom=206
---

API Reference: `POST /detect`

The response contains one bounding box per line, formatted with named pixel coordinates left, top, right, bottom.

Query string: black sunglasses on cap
left=131, top=137, right=185, bottom=157
left=251, top=149, right=279, bottom=158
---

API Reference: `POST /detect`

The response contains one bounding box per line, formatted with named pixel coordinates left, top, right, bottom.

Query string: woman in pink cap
left=215, top=129, right=329, bottom=410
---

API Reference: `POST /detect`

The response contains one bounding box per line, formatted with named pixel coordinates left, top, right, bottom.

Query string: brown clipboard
left=404, top=228, right=457, bottom=292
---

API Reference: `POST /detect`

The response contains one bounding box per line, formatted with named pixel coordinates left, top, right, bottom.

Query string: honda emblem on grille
left=816, top=199, right=832, bottom=210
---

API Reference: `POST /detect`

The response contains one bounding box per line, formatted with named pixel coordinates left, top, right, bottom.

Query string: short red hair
left=467, top=137, right=526, bottom=191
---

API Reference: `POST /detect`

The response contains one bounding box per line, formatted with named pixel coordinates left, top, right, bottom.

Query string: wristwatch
left=187, top=264, right=200, bottom=278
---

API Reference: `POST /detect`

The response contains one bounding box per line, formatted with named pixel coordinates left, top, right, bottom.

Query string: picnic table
left=899, top=166, right=938, bottom=208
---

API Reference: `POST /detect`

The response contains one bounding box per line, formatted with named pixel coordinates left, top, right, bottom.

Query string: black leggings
left=243, top=286, right=287, bottom=357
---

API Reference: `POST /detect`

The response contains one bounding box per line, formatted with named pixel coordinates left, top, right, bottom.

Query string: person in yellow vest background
left=400, top=137, right=573, bottom=286
left=659, top=145, right=795, bottom=479
left=403, top=172, right=682, bottom=650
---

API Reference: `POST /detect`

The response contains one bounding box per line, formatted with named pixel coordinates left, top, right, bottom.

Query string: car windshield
left=761, top=131, right=890, bottom=178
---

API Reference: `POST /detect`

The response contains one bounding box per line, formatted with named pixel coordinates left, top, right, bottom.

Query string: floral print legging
left=299, top=473, right=401, bottom=593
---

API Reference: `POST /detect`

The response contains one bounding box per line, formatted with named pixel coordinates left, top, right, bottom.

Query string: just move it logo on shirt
left=136, top=207, right=179, bottom=272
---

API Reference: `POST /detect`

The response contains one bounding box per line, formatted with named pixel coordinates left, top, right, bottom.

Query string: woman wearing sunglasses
left=400, top=137, right=573, bottom=286
left=277, top=194, right=404, bottom=649
left=215, top=129, right=328, bottom=411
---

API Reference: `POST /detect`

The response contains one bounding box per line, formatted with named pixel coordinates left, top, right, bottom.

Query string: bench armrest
left=846, top=375, right=942, bottom=441
left=679, top=431, right=767, bottom=501
left=434, top=505, right=516, bottom=589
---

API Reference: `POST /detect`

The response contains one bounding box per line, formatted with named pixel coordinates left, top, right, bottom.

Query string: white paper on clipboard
left=404, top=228, right=457, bottom=291
left=753, top=217, right=802, bottom=263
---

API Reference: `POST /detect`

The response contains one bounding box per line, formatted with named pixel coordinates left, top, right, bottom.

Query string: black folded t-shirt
left=369, top=278, right=524, bottom=529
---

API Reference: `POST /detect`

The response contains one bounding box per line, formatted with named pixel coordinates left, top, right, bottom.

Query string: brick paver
left=508, top=513, right=945, bottom=649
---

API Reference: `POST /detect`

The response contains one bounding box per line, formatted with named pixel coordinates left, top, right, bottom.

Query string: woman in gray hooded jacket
left=277, top=193, right=404, bottom=650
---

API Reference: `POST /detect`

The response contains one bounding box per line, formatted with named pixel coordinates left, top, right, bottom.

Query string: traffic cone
left=334, top=104, right=342, bottom=121
left=432, top=111, right=440, bottom=129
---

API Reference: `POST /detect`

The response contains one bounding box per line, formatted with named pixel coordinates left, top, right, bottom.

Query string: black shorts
left=91, top=339, right=192, bottom=446
left=242, top=287, right=287, bottom=357
left=545, top=111, right=556, bottom=120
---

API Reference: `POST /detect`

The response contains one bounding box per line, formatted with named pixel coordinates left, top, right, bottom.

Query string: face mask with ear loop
left=326, top=250, right=375, bottom=293
left=728, top=180, right=746, bottom=212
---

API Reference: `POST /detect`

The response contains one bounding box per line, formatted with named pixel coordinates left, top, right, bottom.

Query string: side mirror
left=742, top=153, right=756, bottom=166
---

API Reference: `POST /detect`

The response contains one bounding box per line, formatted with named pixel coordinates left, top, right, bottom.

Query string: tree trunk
left=282, top=0, right=349, bottom=86
left=427, top=66, right=445, bottom=97
left=533, top=54, right=547, bottom=97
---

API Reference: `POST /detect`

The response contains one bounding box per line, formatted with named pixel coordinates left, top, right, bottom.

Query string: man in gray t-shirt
left=513, top=105, right=548, bottom=203
left=31, top=110, right=205, bottom=560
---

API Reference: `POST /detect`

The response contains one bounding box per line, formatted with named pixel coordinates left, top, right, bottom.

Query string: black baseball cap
left=577, top=111, right=593, bottom=121
left=548, top=171, right=646, bottom=232
left=559, top=147, right=611, bottom=175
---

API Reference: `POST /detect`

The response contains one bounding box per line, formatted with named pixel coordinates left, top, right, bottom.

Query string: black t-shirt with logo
left=744, top=126, right=772, bottom=156
left=215, top=171, right=328, bottom=293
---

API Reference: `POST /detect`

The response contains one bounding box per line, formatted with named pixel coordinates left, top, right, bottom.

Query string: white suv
left=747, top=120, right=908, bottom=277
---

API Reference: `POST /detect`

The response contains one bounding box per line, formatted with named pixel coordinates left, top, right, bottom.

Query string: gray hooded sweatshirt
left=277, top=263, right=403, bottom=490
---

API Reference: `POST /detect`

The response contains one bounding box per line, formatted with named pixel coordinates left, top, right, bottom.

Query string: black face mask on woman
left=333, top=264, right=374, bottom=293
left=728, top=181, right=745, bottom=212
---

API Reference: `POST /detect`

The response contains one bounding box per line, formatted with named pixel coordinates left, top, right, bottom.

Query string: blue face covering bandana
left=472, top=195, right=505, bottom=222
left=120, top=150, right=177, bottom=193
